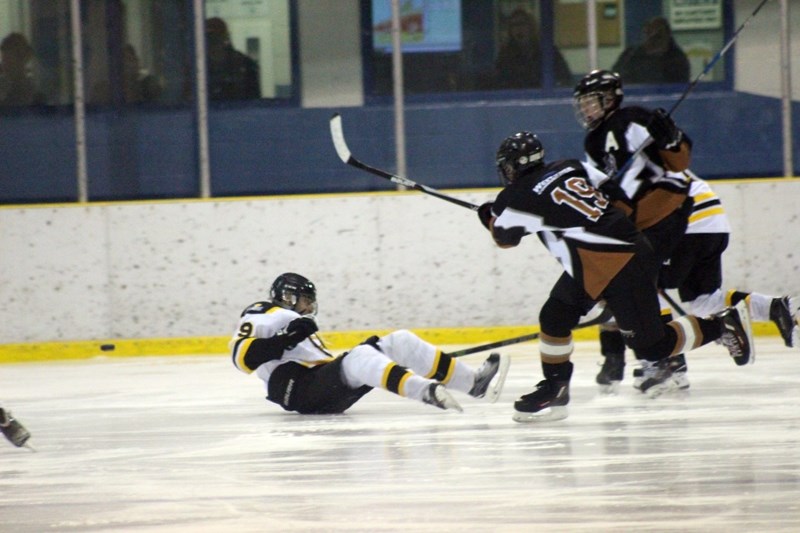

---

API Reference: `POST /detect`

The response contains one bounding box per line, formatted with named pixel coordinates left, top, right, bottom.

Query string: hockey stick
left=659, top=289, right=688, bottom=317
left=450, top=303, right=613, bottom=357
left=666, top=0, right=770, bottom=118
left=330, top=113, right=479, bottom=211
left=613, top=0, right=771, bottom=176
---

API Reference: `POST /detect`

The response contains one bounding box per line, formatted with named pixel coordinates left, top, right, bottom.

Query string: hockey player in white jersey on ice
left=231, top=273, right=510, bottom=414
left=477, top=131, right=754, bottom=423
left=659, top=177, right=799, bottom=351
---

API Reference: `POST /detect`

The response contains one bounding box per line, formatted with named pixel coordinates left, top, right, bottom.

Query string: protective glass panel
left=0, top=0, right=77, bottom=203
left=204, top=0, right=293, bottom=100
left=591, top=1, right=726, bottom=86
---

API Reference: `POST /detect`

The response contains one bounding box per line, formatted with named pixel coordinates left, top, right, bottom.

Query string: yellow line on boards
left=0, top=322, right=783, bottom=363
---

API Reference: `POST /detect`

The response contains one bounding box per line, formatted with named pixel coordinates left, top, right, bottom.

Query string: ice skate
left=512, top=379, right=569, bottom=423
left=632, top=364, right=644, bottom=390
left=0, top=408, right=31, bottom=448
left=595, top=352, right=625, bottom=394
left=638, top=359, right=675, bottom=398
left=669, top=354, right=690, bottom=390
left=717, top=300, right=754, bottom=365
left=469, top=352, right=510, bottom=403
left=423, top=383, right=463, bottom=412
left=769, top=296, right=799, bottom=348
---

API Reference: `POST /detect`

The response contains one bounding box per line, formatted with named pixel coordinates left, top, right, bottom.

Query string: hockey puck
left=100, top=344, right=116, bottom=351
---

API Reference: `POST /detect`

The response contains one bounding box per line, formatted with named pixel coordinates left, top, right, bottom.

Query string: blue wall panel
left=0, top=92, right=795, bottom=204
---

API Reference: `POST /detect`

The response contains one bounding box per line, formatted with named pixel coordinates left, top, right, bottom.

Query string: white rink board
left=1, top=179, right=799, bottom=343
left=2, top=338, right=800, bottom=532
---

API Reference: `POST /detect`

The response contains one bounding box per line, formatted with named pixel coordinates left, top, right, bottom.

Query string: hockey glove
left=285, top=316, right=318, bottom=343
left=599, top=181, right=635, bottom=218
left=359, top=335, right=382, bottom=350
left=477, top=202, right=495, bottom=230
left=646, top=108, right=683, bottom=151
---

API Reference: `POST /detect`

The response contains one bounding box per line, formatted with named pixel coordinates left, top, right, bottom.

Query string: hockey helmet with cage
left=573, top=69, right=623, bottom=130
left=270, top=273, right=318, bottom=316
left=496, top=131, right=545, bottom=185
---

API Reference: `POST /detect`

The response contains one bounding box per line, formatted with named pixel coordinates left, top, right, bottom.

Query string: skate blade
left=512, top=406, right=568, bottom=423
left=597, top=381, right=621, bottom=395
left=733, top=300, right=755, bottom=365
left=672, top=374, right=691, bottom=390
left=643, top=381, right=676, bottom=399
left=485, top=354, right=511, bottom=404
left=437, top=387, right=464, bottom=413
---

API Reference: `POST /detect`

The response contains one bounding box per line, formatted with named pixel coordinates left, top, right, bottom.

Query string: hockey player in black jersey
left=574, top=69, right=799, bottom=393
left=477, top=131, right=753, bottom=423
left=231, top=273, right=510, bottom=414
left=575, top=69, right=695, bottom=393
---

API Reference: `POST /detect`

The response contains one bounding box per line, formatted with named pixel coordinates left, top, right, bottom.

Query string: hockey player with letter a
left=477, top=131, right=754, bottom=423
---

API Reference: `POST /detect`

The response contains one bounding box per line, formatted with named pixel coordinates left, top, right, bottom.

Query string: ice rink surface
left=2, top=338, right=800, bottom=532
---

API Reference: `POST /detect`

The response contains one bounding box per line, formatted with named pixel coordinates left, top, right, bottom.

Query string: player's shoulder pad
left=240, top=301, right=281, bottom=317
left=619, top=105, right=653, bottom=125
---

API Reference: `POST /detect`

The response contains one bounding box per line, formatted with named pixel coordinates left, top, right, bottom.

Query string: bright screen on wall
left=372, top=0, right=462, bottom=53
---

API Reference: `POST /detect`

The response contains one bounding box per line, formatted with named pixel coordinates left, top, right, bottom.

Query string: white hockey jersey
left=229, top=302, right=332, bottom=393
left=685, top=174, right=731, bottom=235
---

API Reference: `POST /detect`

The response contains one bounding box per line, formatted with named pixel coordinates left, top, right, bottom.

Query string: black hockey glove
left=477, top=202, right=495, bottom=230
left=646, top=108, right=684, bottom=151
left=599, top=180, right=635, bottom=217
left=285, top=316, right=318, bottom=343
left=359, top=335, right=382, bottom=350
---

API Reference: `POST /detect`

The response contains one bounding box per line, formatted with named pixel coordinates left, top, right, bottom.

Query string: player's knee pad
left=378, top=329, right=422, bottom=354
left=540, top=298, right=583, bottom=338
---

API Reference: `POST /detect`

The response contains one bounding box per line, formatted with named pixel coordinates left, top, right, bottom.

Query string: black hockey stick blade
left=450, top=303, right=614, bottom=358
left=330, top=113, right=479, bottom=211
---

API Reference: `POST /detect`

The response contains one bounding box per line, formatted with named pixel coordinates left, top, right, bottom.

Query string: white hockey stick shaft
left=330, top=114, right=480, bottom=211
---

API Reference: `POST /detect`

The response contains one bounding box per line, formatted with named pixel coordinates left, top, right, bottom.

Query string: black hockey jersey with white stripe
left=490, top=159, right=641, bottom=299
left=583, top=106, right=690, bottom=230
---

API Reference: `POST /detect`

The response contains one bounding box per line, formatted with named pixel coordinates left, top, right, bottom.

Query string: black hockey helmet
left=573, top=69, right=623, bottom=130
left=496, top=131, right=545, bottom=185
left=270, top=272, right=317, bottom=315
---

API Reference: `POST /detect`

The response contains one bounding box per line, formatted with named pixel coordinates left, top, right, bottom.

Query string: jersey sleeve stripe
left=689, top=206, right=725, bottom=224
left=232, top=337, right=257, bottom=374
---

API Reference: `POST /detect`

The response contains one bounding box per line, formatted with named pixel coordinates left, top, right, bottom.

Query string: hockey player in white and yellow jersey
left=230, top=273, right=510, bottom=414
left=660, top=176, right=799, bottom=348
left=597, top=176, right=799, bottom=393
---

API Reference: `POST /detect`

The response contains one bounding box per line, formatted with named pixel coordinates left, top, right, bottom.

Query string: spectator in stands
left=612, top=17, right=690, bottom=84
left=494, top=8, right=572, bottom=89
left=0, top=32, right=44, bottom=106
left=91, top=44, right=162, bottom=105
left=205, top=17, right=260, bottom=100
